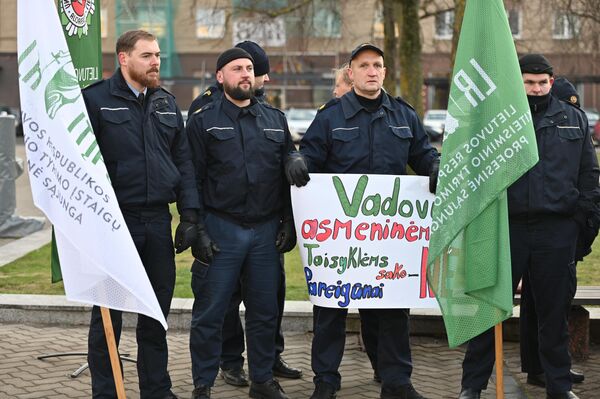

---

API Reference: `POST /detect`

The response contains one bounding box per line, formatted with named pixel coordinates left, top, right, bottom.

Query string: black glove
left=192, top=222, right=220, bottom=264
left=285, top=152, right=310, bottom=187
left=174, top=209, right=198, bottom=253
left=275, top=219, right=297, bottom=253
left=429, top=158, right=440, bottom=194
left=574, top=204, right=600, bottom=261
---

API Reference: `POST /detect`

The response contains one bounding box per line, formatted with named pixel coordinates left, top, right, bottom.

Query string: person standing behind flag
left=187, top=48, right=296, bottom=399
left=458, top=54, right=600, bottom=399
left=332, top=63, right=352, bottom=98
left=286, top=43, right=439, bottom=399
left=519, top=76, right=592, bottom=390
left=82, top=30, right=199, bottom=399
left=187, top=41, right=303, bottom=387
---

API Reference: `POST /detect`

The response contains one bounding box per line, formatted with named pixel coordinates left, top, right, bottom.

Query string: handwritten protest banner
left=291, top=174, right=438, bottom=309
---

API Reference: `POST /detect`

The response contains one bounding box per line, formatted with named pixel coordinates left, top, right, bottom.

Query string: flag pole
left=100, top=307, right=127, bottom=399
left=494, top=323, right=504, bottom=399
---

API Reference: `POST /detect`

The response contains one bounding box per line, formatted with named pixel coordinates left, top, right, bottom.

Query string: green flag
left=427, top=0, right=539, bottom=348
left=51, top=0, right=102, bottom=283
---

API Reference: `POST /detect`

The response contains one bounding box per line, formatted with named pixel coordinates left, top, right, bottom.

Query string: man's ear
left=117, top=52, right=127, bottom=68
left=216, top=70, right=224, bottom=84
left=549, top=76, right=555, bottom=87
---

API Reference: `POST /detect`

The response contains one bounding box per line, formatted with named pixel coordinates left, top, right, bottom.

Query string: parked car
left=0, top=105, right=23, bottom=136
left=583, top=108, right=600, bottom=143
left=423, top=109, right=447, bottom=141
left=286, top=108, right=317, bottom=143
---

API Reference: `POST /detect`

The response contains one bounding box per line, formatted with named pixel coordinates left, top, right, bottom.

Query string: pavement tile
left=0, top=324, right=598, bottom=398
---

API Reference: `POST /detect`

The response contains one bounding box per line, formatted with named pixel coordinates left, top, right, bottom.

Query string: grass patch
left=1, top=217, right=598, bottom=300
left=0, top=242, right=309, bottom=300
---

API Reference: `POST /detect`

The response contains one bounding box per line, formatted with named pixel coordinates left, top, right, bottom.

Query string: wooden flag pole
left=100, top=307, right=127, bottom=399
left=494, top=323, right=504, bottom=399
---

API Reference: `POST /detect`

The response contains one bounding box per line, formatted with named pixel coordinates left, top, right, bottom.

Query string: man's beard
left=130, top=67, right=160, bottom=89
left=224, top=80, right=254, bottom=101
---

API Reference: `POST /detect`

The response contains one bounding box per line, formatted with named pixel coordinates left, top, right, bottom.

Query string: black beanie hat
left=519, top=53, right=553, bottom=76
left=216, top=48, right=254, bottom=72
left=235, top=41, right=270, bottom=76
left=552, top=77, right=580, bottom=107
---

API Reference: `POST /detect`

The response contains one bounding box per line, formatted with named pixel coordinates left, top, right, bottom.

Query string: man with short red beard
left=82, top=30, right=199, bottom=399
left=187, top=48, right=296, bottom=399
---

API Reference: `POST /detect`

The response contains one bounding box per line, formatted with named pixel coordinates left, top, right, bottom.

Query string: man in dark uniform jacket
left=286, top=43, right=440, bottom=399
left=82, top=30, right=199, bottom=399
left=519, top=76, right=596, bottom=390
left=187, top=41, right=302, bottom=387
left=187, top=48, right=296, bottom=399
left=458, top=54, right=600, bottom=399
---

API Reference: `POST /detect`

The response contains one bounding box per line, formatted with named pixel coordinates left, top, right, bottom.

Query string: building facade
left=1, top=0, right=599, bottom=113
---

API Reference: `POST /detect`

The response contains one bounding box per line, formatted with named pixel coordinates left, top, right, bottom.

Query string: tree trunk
left=382, top=0, right=398, bottom=95
left=398, top=0, right=424, bottom=117
left=450, top=0, right=466, bottom=77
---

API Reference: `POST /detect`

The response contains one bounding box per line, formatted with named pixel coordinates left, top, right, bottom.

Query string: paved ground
left=1, top=323, right=598, bottom=399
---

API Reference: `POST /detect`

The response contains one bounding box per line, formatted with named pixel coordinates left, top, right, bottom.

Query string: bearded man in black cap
left=458, top=53, right=599, bottom=399
left=187, top=47, right=296, bottom=399
left=187, top=40, right=303, bottom=389
left=188, top=41, right=272, bottom=115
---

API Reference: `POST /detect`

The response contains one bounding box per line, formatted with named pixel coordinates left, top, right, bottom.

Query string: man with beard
left=188, top=41, right=271, bottom=114
left=82, top=30, right=199, bottom=399
left=187, top=41, right=303, bottom=387
left=187, top=48, right=296, bottom=399
left=458, top=54, right=599, bottom=399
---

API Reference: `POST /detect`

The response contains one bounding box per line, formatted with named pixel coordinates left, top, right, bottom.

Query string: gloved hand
left=285, top=152, right=310, bottom=187
left=429, top=157, right=440, bottom=194
left=174, top=209, right=198, bottom=253
left=275, top=219, right=296, bottom=253
left=192, top=223, right=220, bottom=264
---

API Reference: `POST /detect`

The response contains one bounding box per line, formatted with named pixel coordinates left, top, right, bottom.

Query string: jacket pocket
left=390, top=125, right=413, bottom=140
left=207, top=127, right=236, bottom=141
left=264, top=128, right=285, bottom=143
left=101, top=108, right=131, bottom=124
left=557, top=126, right=583, bottom=141
left=332, top=127, right=359, bottom=142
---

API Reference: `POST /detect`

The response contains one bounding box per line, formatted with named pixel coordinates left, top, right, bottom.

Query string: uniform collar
left=109, top=68, right=157, bottom=101
left=221, top=96, right=258, bottom=122
left=341, top=89, right=393, bottom=119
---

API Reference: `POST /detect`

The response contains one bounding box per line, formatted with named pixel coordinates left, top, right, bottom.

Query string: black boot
left=249, top=379, right=289, bottom=399
left=191, top=385, right=211, bottom=399
left=310, top=382, right=337, bottom=399
left=546, top=391, right=580, bottom=399
left=272, top=356, right=303, bottom=379
left=381, top=383, right=427, bottom=399
left=220, top=367, right=249, bottom=387
left=458, top=387, right=481, bottom=399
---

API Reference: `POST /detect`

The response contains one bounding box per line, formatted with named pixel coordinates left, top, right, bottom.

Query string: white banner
left=17, top=0, right=167, bottom=329
left=292, top=174, right=439, bottom=309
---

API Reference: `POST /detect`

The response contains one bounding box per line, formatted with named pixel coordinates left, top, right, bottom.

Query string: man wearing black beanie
left=187, top=48, right=296, bottom=399
left=458, top=53, right=600, bottom=399
left=187, top=42, right=303, bottom=389
left=188, top=41, right=272, bottom=115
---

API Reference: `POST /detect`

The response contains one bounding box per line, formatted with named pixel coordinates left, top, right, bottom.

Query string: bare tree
left=398, top=0, right=424, bottom=116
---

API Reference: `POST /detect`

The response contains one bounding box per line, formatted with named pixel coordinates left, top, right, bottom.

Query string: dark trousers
left=190, top=214, right=281, bottom=387
left=88, top=209, right=175, bottom=399
left=312, top=306, right=412, bottom=391
left=220, top=254, right=286, bottom=370
left=520, top=272, right=544, bottom=375
left=462, top=217, right=577, bottom=394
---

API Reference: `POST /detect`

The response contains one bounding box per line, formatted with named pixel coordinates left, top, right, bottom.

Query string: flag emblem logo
left=60, top=0, right=96, bottom=37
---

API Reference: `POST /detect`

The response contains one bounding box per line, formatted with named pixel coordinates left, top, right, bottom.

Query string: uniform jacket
left=508, top=95, right=600, bottom=219
left=187, top=97, right=293, bottom=225
left=300, top=90, right=439, bottom=175
left=82, top=69, right=199, bottom=211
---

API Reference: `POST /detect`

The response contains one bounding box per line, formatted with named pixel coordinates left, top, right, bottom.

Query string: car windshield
left=584, top=108, right=599, bottom=122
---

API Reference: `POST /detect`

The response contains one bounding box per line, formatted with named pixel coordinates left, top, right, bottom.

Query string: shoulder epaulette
left=317, top=98, right=340, bottom=113
left=262, top=102, right=285, bottom=116
left=82, top=79, right=105, bottom=91
left=160, top=86, right=176, bottom=98
left=193, top=102, right=215, bottom=115
left=394, top=95, right=415, bottom=111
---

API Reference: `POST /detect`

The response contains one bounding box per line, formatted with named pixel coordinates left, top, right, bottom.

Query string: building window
left=100, top=7, right=108, bottom=38
left=507, top=8, right=521, bottom=38
left=196, top=9, right=225, bottom=39
left=553, top=12, right=579, bottom=39
left=233, top=17, right=286, bottom=47
left=435, top=11, right=454, bottom=40
left=311, top=2, right=341, bottom=38
left=373, top=4, right=384, bottom=39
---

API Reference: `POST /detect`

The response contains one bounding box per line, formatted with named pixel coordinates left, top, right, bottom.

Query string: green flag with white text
left=51, top=0, right=102, bottom=283
left=427, top=0, right=539, bottom=348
